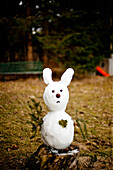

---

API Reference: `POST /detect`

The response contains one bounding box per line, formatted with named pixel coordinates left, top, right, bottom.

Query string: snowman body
left=41, top=68, right=74, bottom=150
left=41, top=111, right=74, bottom=149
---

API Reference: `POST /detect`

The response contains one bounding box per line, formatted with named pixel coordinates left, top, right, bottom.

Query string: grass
left=0, top=76, right=112, bottom=169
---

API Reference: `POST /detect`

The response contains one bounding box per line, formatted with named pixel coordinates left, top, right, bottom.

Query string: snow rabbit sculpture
left=41, top=68, right=74, bottom=150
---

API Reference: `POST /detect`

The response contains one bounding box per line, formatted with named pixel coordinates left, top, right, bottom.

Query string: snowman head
left=43, top=68, right=74, bottom=112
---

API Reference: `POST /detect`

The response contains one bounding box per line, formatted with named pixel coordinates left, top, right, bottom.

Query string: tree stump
left=25, top=142, right=80, bottom=170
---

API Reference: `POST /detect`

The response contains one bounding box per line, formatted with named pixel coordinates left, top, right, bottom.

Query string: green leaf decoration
left=58, top=119, right=68, bottom=128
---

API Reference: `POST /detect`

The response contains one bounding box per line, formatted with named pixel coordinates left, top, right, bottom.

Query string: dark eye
left=60, top=89, right=63, bottom=92
left=52, top=90, right=55, bottom=93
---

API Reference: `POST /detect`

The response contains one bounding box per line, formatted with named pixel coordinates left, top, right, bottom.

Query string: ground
left=0, top=76, right=112, bottom=169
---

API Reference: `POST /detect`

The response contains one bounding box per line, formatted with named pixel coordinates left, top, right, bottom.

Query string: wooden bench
left=0, top=61, right=43, bottom=81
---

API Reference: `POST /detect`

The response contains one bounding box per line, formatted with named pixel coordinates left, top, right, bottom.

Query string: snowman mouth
left=56, top=101, right=60, bottom=103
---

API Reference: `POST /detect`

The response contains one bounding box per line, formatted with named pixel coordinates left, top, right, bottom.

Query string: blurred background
left=0, top=0, right=113, bottom=73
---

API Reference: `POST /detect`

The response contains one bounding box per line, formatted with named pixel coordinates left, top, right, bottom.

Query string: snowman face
left=43, top=81, right=69, bottom=111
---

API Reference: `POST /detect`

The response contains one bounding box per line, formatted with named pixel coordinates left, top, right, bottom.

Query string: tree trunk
left=43, top=50, right=48, bottom=67
left=26, top=1, right=33, bottom=61
left=25, top=143, right=80, bottom=170
left=42, top=19, right=49, bottom=66
left=27, top=33, right=33, bottom=61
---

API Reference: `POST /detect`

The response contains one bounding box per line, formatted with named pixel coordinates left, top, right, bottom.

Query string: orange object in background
left=96, top=66, right=110, bottom=77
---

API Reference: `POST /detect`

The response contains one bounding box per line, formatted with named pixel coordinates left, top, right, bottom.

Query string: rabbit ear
left=43, top=68, right=53, bottom=85
left=61, top=68, right=74, bottom=86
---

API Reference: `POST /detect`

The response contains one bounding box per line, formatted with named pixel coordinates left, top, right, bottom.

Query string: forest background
left=0, top=0, right=113, bottom=73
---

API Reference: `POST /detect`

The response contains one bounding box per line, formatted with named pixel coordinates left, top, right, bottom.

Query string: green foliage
left=75, top=109, right=89, bottom=142
left=58, top=119, right=68, bottom=128
left=56, top=29, right=105, bottom=72
left=27, top=98, right=44, bottom=139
